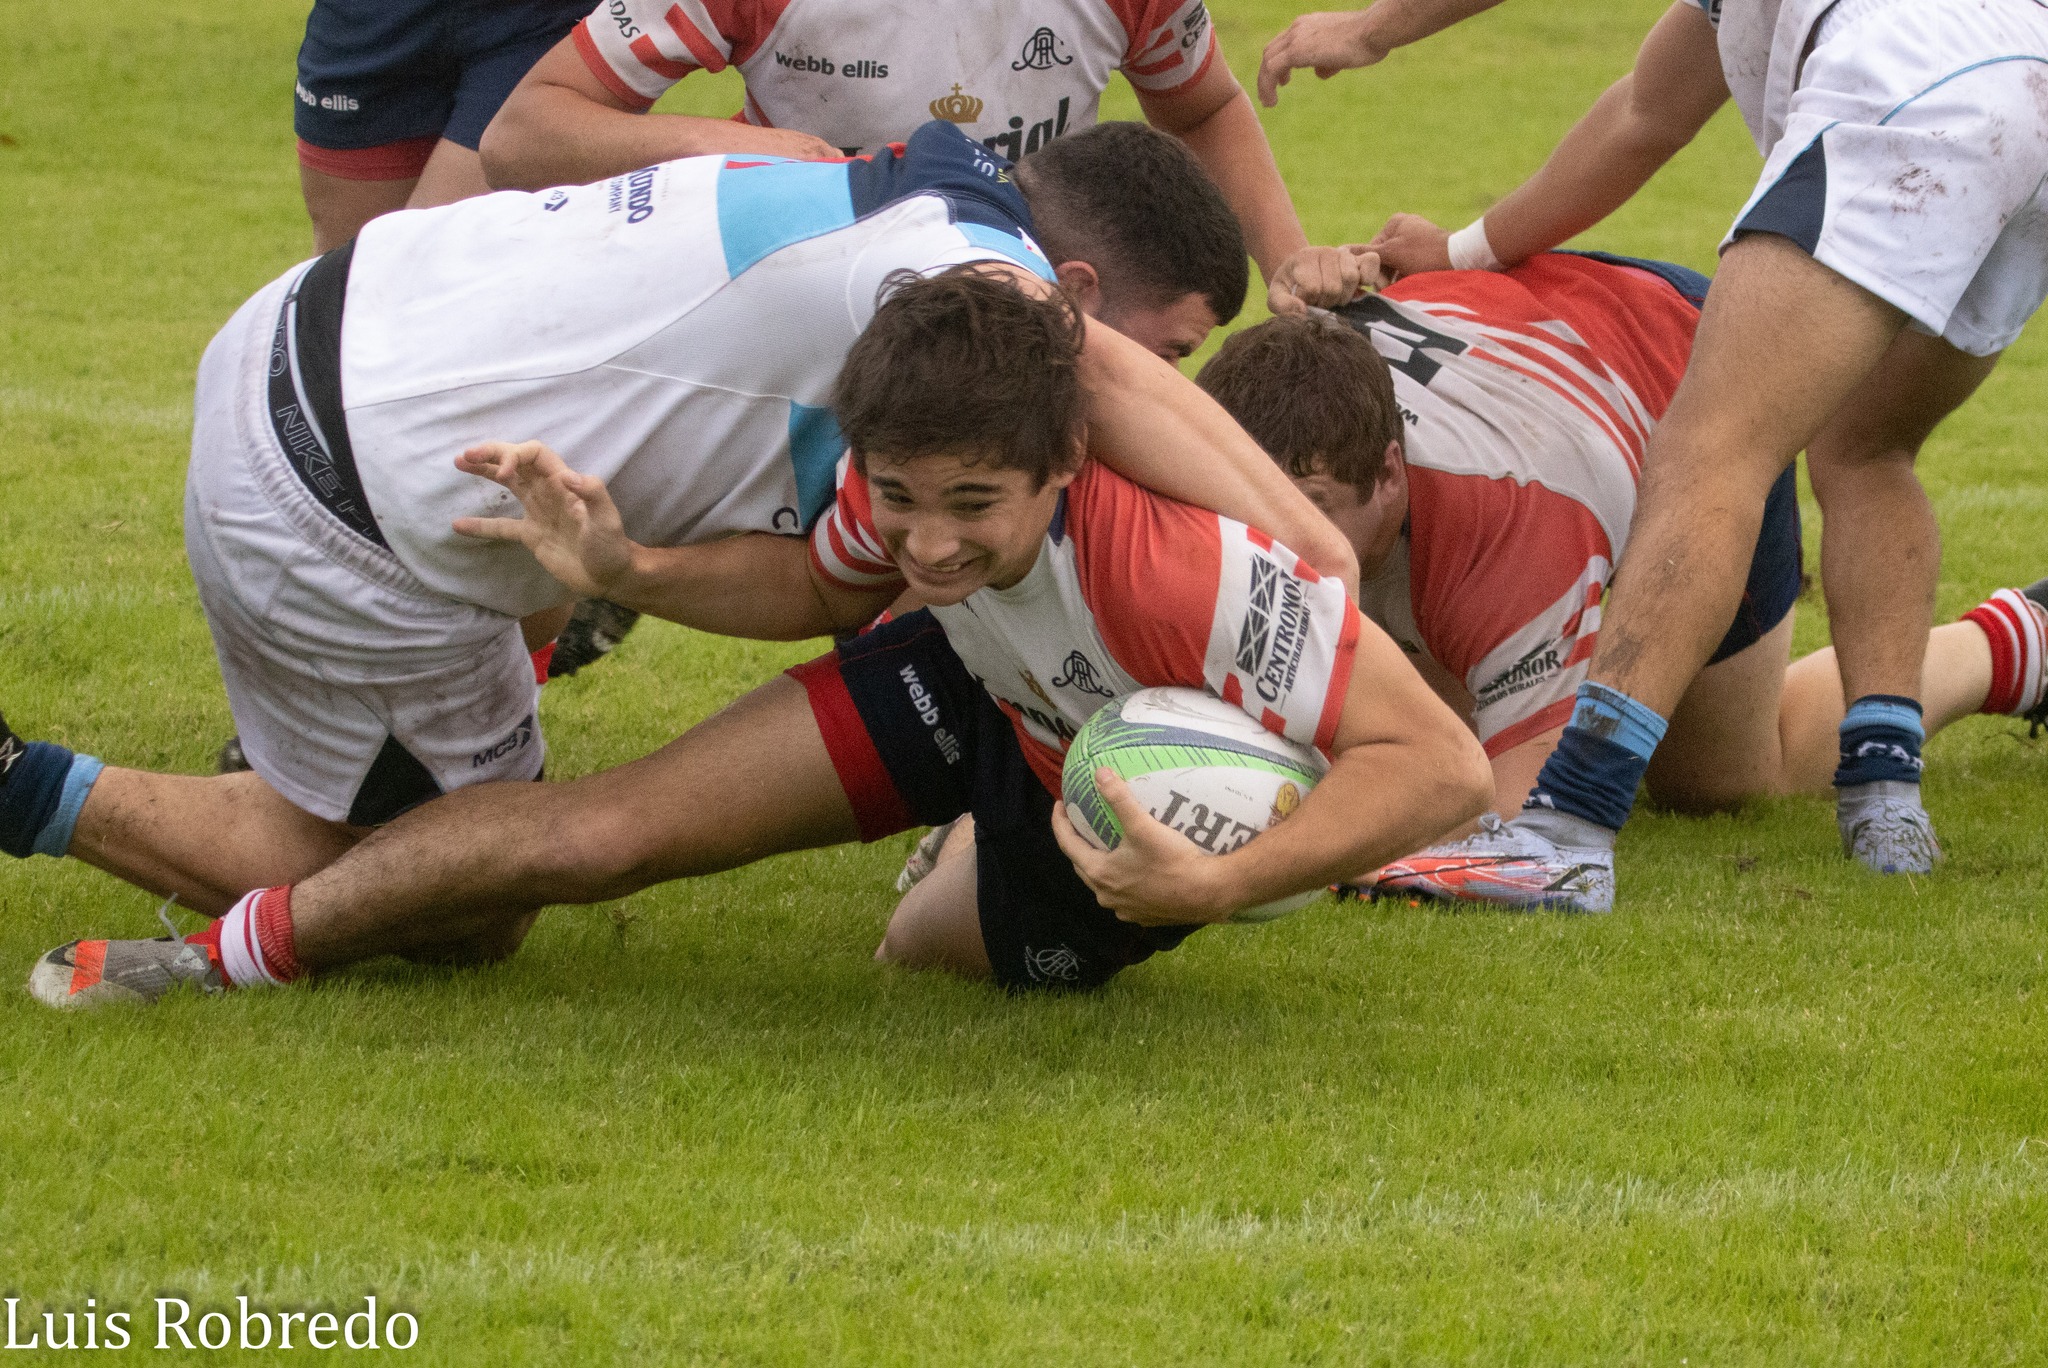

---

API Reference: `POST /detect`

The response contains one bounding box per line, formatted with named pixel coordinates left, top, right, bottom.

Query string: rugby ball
left=1062, top=686, right=1330, bottom=923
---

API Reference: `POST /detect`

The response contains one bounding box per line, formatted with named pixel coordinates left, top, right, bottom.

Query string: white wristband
left=1446, top=218, right=1505, bottom=272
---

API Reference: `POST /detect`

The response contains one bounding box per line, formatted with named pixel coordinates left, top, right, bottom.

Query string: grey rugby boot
left=28, top=937, right=225, bottom=1010
left=1837, top=781, right=1942, bottom=875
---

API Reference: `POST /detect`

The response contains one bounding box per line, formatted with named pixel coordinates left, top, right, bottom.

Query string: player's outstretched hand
left=1258, top=11, right=1388, bottom=107
left=1369, top=213, right=1454, bottom=280
left=733, top=126, right=845, bottom=162
left=1268, top=244, right=1387, bottom=315
left=1051, top=769, right=1233, bottom=927
left=451, top=440, right=635, bottom=598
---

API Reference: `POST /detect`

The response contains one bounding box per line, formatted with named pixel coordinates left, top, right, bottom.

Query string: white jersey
left=337, top=125, right=1051, bottom=616
left=572, top=0, right=1217, bottom=157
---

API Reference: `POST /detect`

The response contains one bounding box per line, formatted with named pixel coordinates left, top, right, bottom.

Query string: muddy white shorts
left=1728, top=0, right=2048, bottom=356
left=185, top=267, right=545, bottom=825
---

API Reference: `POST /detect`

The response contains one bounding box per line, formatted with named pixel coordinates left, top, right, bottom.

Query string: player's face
left=1095, top=290, right=1220, bottom=366
left=1292, top=468, right=1403, bottom=576
left=865, top=452, right=1076, bottom=605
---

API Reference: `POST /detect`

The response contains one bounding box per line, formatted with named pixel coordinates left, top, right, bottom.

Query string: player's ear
left=1053, top=259, right=1104, bottom=315
left=1043, top=428, right=1087, bottom=493
left=1374, top=440, right=1408, bottom=504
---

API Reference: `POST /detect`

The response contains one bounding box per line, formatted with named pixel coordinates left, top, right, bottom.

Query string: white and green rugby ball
left=1062, top=686, right=1330, bottom=923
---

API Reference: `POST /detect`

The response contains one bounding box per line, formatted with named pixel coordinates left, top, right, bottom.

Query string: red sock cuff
left=1963, top=599, right=2026, bottom=715
left=253, top=885, right=304, bottom=983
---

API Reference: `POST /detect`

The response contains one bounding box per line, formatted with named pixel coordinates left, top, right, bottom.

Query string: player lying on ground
left=1195, top=257, right=2047, bottom=907
left=1265, top=0, right=2048, bottom=888
left=0, top=120, right=1357, bottom=938
left=479, top=0, right=1316, bottom=308
left=22, top=272, right=1490, bottom=1006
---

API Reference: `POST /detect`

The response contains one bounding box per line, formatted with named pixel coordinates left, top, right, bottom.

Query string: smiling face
left=864, top=451, right=1077, bottom=605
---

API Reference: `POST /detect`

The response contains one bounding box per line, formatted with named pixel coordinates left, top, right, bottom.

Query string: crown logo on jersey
left=929, top=84, right=984, bottom=124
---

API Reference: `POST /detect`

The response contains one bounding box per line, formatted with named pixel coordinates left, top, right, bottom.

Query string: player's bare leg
left=300, top=138, right=489, bottom=253
left=1645, top=616, right=1796, bottom=814
left=877, top=818, right=993, bottom=980
left=299, top=167, right=414, bottom=254
left=1804, top=331, right=1995, bottom=705
left=28, top=674, right=866, bottom=1006
left=1587, top=236, right=1905, bottom=712
left=1644, top=610, right=2022, bottom=808
left=66, top=770, right=366, bottom=913
left=404, top=139, right=491, bottom=209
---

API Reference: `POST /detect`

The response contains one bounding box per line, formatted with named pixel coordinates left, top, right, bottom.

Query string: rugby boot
left=28, top=936, right=224, bottom=1010
left=1837, top=781, right=1942, bottom=875
left=216, top=734, right=252, bottom=774
left=1370, top=811, right=1614, bottom=913
left=2024, top=576, right=2048, bottom=737
left=547, top=599, right=642, bottom=679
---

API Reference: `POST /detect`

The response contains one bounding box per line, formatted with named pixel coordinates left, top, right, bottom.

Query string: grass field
left=3, top=0, right=2047, bottom=1360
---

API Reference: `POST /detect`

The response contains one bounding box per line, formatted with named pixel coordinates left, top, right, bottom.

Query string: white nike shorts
left=1728, top=0, right=2048, bottom=356
left=185, top=269, right=546, bottom=825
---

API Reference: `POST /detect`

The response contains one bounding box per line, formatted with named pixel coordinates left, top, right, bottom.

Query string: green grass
left=3, top=0, right=2047, bottom=1360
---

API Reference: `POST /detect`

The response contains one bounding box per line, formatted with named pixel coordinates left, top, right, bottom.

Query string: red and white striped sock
left=1961, top=588, right=2048, bottom=716
left=195, top=885, right=305, bottom=987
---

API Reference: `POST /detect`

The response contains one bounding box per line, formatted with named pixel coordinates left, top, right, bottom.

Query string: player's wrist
left=1446, top=217, right=1506, bottom=272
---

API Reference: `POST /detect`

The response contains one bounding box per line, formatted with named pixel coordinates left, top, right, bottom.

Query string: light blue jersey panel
left=716, top=160, right=860, bottom=278
left=958, top=223, right=1057, bottom=281
left=787, top=403, right=845, bottom=529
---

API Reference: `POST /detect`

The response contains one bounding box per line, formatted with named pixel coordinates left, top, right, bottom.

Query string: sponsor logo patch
left=1024, top=944, right=1082, bottom=984
left=1475, top=639, right=1565, bottom=711
left=1012, top=27, right=1073, bottom=70
left=472, top=715, right=536, bottom=769
left=1050, top=650, right=1113, bottom=698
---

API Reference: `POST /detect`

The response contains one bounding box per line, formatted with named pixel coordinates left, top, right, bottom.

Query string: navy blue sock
left=1834, top=694, right=1925, bottom=789
left=0, top=739, right=103, bottom=860
left=1524, top=683, right=1669, bottom=834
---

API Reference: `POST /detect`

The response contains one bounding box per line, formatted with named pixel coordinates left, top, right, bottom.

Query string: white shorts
left=1727, top=0, right=2048, bottom=356
left=186, top=268, right=545, bottom=825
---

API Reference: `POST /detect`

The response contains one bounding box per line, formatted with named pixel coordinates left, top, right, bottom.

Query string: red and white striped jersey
left=573, top=0, right=1216, bottom=157
left=811, top=460, right=1361, bottom=793
left=1345, top=255, right=1700, bottom=757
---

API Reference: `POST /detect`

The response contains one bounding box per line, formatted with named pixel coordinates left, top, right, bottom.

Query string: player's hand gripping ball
left=1062, top=687, right=1328, bottom=922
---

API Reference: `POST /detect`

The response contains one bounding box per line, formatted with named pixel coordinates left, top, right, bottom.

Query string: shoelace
left=155, top=892, right=182, bottom=940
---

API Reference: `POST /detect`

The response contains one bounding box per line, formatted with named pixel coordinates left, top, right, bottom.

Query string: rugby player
left=0, top=122, right=1355, bottom=941
left=293, top=0, right=592, bottom=252
left=478, top=0, right=1317, bottom=307
left=1261, top=0, right=2048, bottom=896
left=1196, top=255, right=2047, bottom=905
left=23, top=272, right=1489, bottom=1005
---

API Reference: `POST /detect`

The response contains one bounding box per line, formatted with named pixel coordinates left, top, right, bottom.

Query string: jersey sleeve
left=1069, top=465, right=1360, bottom=754
left=1405, top=466, right=1615, bottom=758
left=573, top=0, right=766, bottom=109
left=808, top=455, right=905, bottom=593
left=1110, top=0, right=1219, bottom=95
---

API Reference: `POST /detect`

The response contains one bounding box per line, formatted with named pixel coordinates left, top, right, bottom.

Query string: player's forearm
left=1356, top=0, right=1512, bottom=56
left=607, top=537, right=849, bottom=640
left=483, top=84, right=750, bottom=190
left=1171, top=88, right=1308, bottom=283
left=1079, top=319, right=1359, bottom=593
left=1481, top=79, right=1697, bottom=264
left=1206, top=723, right=1492, bottom=913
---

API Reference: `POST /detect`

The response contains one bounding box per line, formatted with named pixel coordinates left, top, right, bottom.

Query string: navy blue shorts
left=1563, top=250, right=1805, bottom=664
left=295, top=0, right=587, bottom=177
left=788, top=611, right=1199, bottom=993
